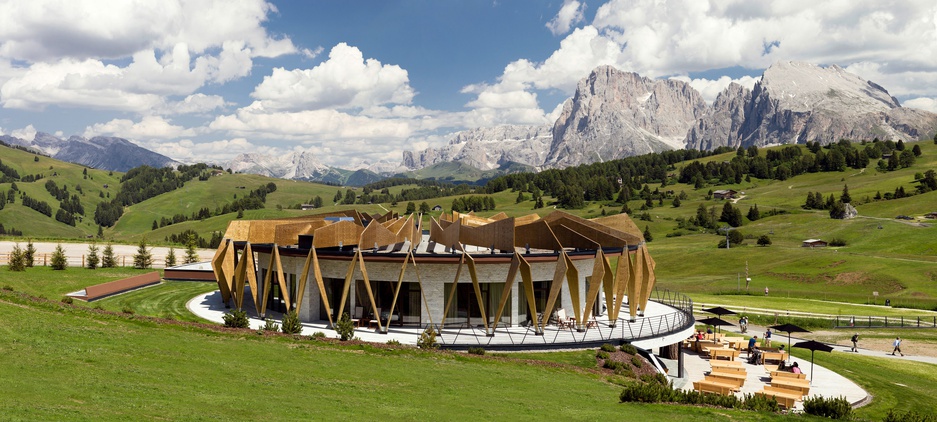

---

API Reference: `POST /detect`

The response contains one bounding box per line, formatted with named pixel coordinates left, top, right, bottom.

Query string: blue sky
left=1, top=0, right=936, bottom=168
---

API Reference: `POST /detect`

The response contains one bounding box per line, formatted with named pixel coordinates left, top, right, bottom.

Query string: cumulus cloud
left=251, top=43, right=415, bottom=111
left=466, top=0, right=937, bottom=125
left=84, top=115, right=198, bottom=140
left=903, top=97, right=937, bottom=113
left=0, top=0, right=294, bottom=112
left=10, top=124, right=37, bottom=140
left=670, top=75, right=759, bottom=103
left=162, top=93, right=230, bottom=115
left=0, top=0, right=295, bottom=62
left=546, top=0, right=586, bottom=36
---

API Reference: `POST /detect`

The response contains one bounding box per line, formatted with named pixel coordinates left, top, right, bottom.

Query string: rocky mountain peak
left=759, top=61, right=899, bottom=113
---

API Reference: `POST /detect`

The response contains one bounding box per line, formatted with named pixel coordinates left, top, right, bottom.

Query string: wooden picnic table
left=771, top=378, right=811, bottom=395
left=709, top=348, right=740, bottom=361
left=722, top=337, right=745, bottom=350
left=703, top=375, right=742, bottom=390
left=762, top=351, right=788, bottom=363
left=708, top=371, right=746, bottom=387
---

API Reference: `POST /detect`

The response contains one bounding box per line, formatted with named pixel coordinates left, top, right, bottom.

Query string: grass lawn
left=0, top=290, right=796, bottom=421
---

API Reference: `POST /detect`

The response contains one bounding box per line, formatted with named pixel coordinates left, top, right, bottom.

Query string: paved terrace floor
left=187, top=289, right=694, bottom=350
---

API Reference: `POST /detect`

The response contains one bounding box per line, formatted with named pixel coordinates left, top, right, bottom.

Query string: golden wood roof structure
left=212, top=209, right=657, bottom=335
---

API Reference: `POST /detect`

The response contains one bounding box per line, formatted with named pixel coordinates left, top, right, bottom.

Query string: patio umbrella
left=702, top=306, right=737, bottom=316
left=696, top=316, right=735, bottom=333
left=769, top=323, right=811, bottom=356
left=793, top=340, right=834, bottom=382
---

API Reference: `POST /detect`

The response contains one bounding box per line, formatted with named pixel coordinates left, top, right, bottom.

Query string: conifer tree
left=102, top=243, right=117, bottom=268
left=51, top=243, right=68, bottom=270
left=133, top=237, right=153, bottom=269
left=841, top=184, right=851, bottom=204
left=8, top=243, right=26, bottom=272
left=86, top=243, right=100, bottom=269
left=165, top=246, right=177, bottom=267
left=184, top=235, right=199, bottom=264
left=643, top=225, right=653, bottom=242
left=25, top=239, right=36, bottom=267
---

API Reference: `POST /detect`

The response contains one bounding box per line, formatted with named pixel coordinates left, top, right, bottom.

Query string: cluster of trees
left=450, top=195, right=496, bottom=213
left=164, top=229, right=224, bottom=249
left=405, top=201, right=431, bottom=214
left=0, top=157, right=21, bottom=183
left=0, top=223, right=23, bottom=236
left=20, top=193, right=53, bottom=217
left=337, top=178, right=478, bottom=206
left=153, top=183, right=276, bottom=231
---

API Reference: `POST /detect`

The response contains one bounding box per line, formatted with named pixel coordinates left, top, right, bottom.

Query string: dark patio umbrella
left=696, top=316, right=735, bottom=333
left=702, top=306, right=737, bottom=316
left=793, top=340, right=834, bottom=382
left=769, top=323, right=811, bottom=356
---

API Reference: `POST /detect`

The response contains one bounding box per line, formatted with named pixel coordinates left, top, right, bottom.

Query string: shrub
left=417, top=327, right=439, bottom=349
left=631, top=355, right=643, bottom=368
left=619, top=380, right=678, bottom=403
left=596, top=350, right=610, bottom=360
left=61, top=296, right=74, bottom=304
left=600, top=343, right=616, bottom=352
left=262, top=318, right=280, bottom=332
left=613, top=366, right=635, bottom=378
left=280, top=309, right=303, bottom=334
left=829, top=237, right=847, bottom=247
left=386, top=339, right=401, bottom=346
left=1, top=285, right=12, bottom=291
left=121, top=305, right=135, bottom=315
left=311, top=331, right=326, bottom=339
left=467, top=347, right=485, bottom=355
left=803, top=396, right=852, bottom=419
left=604, top=360, right=626, bottom=371
left=884, top=410, right=937, bottom=422
left=620, top=344, right=637, bottom=355
left=641, top=373, right=668, bottom=385
left=333, top=312, right=356, bottom=341
left=222, top=309, right=249, bottom=328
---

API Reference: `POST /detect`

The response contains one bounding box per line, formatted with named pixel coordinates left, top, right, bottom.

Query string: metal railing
left=436, top=288, right=695, bottom=350
left=835, top=315, right=937, bottom=329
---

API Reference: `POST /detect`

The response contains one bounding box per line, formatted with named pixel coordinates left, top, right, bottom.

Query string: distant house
left=802, top=239, right=828, bottom=248
left=432, top=205, right=443, bottom=211
left=300, top=204, right=316, bottom=211
left=925, top=212, right=937, bottom=219
left=713, top=189, right=737, bottom=200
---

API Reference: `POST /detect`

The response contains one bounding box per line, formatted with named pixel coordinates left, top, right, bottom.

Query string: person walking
left=764, top=328, right=772, bottom=347
left=850, top=333, right=859, bottom=352
left=891, top=337, right=904, bottom=356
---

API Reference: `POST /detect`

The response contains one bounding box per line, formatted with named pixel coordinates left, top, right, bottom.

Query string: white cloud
left=670, top=75, right=759, bottom=103
left=162, top=93, right=230, bottom=115
left=251, top=43, right=415, bottom=111
left=142, top=137, right=277, bottom=163
left=0, top=0, right=294, bottom=112
left=0, top=0, right=295, bottom=62
left=546, top=0, right=586, bottom=36
left=10, top=124, right=37, bottom=140
left=903, top=97, right=937, bottom=113
left=84, top=115, right=198, bottom=140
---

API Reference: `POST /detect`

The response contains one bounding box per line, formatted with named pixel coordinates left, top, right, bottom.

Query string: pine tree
left=534, top=196, right=544, bottom=209
left=515, top=190, right=526, bottom=203
left=671, top=197, right=681, bottom=208
left=747, top=204, right=760, bottom=221
left=8, top=243, right=26, bottom=271
left=643, top=225, right=653, bottom=242
left=51, top=243, right=68, bottom=270
left=620, top=203, right=631, bottom=214
left=102, top=243, right=117, bottom=268
left=86, top=243, right=100, bottom=269
left=152, top=220, right=158, bottom=230
left=165, top=247, right=177, bottom=267
left=134, top=237, right=153, bottom=269
left=841, top=184, right=851, bottom=204
left=25, top=239, right=36, bottom=267
left=757, top=234, right=772, bottom=247
left=184, top=235, right=199, bottom=264
left=406, top=202, right=416, bottom=214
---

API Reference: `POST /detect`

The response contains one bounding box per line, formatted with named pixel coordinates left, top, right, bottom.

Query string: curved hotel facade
left=211, top=209, right=693, bottom=350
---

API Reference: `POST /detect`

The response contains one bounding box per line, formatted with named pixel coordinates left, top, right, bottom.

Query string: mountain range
left=405, top=61, right=937, bottom=171
left=5, top=61, right=936, bottom=183
left=0, top=132, right=179, bottom=172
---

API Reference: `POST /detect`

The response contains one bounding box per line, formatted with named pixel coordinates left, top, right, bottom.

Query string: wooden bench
left=708, top=370, right=746, bottom=387
left=762, top=351, right=788, bottom=364
left=705, top=374, right=743, bottom=390
left=771, top=378, right=810, bottom=395
left=770, top=370, right=806, bottom=380
left=709, top=348, right=740, bottom=361
left=756, top=390, right=799, bottom=410
left=711, top=363, right=745, bottom=373
left=693, top=381, right=734, bottom=396
left=764, top=385, right=804, bottom=400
